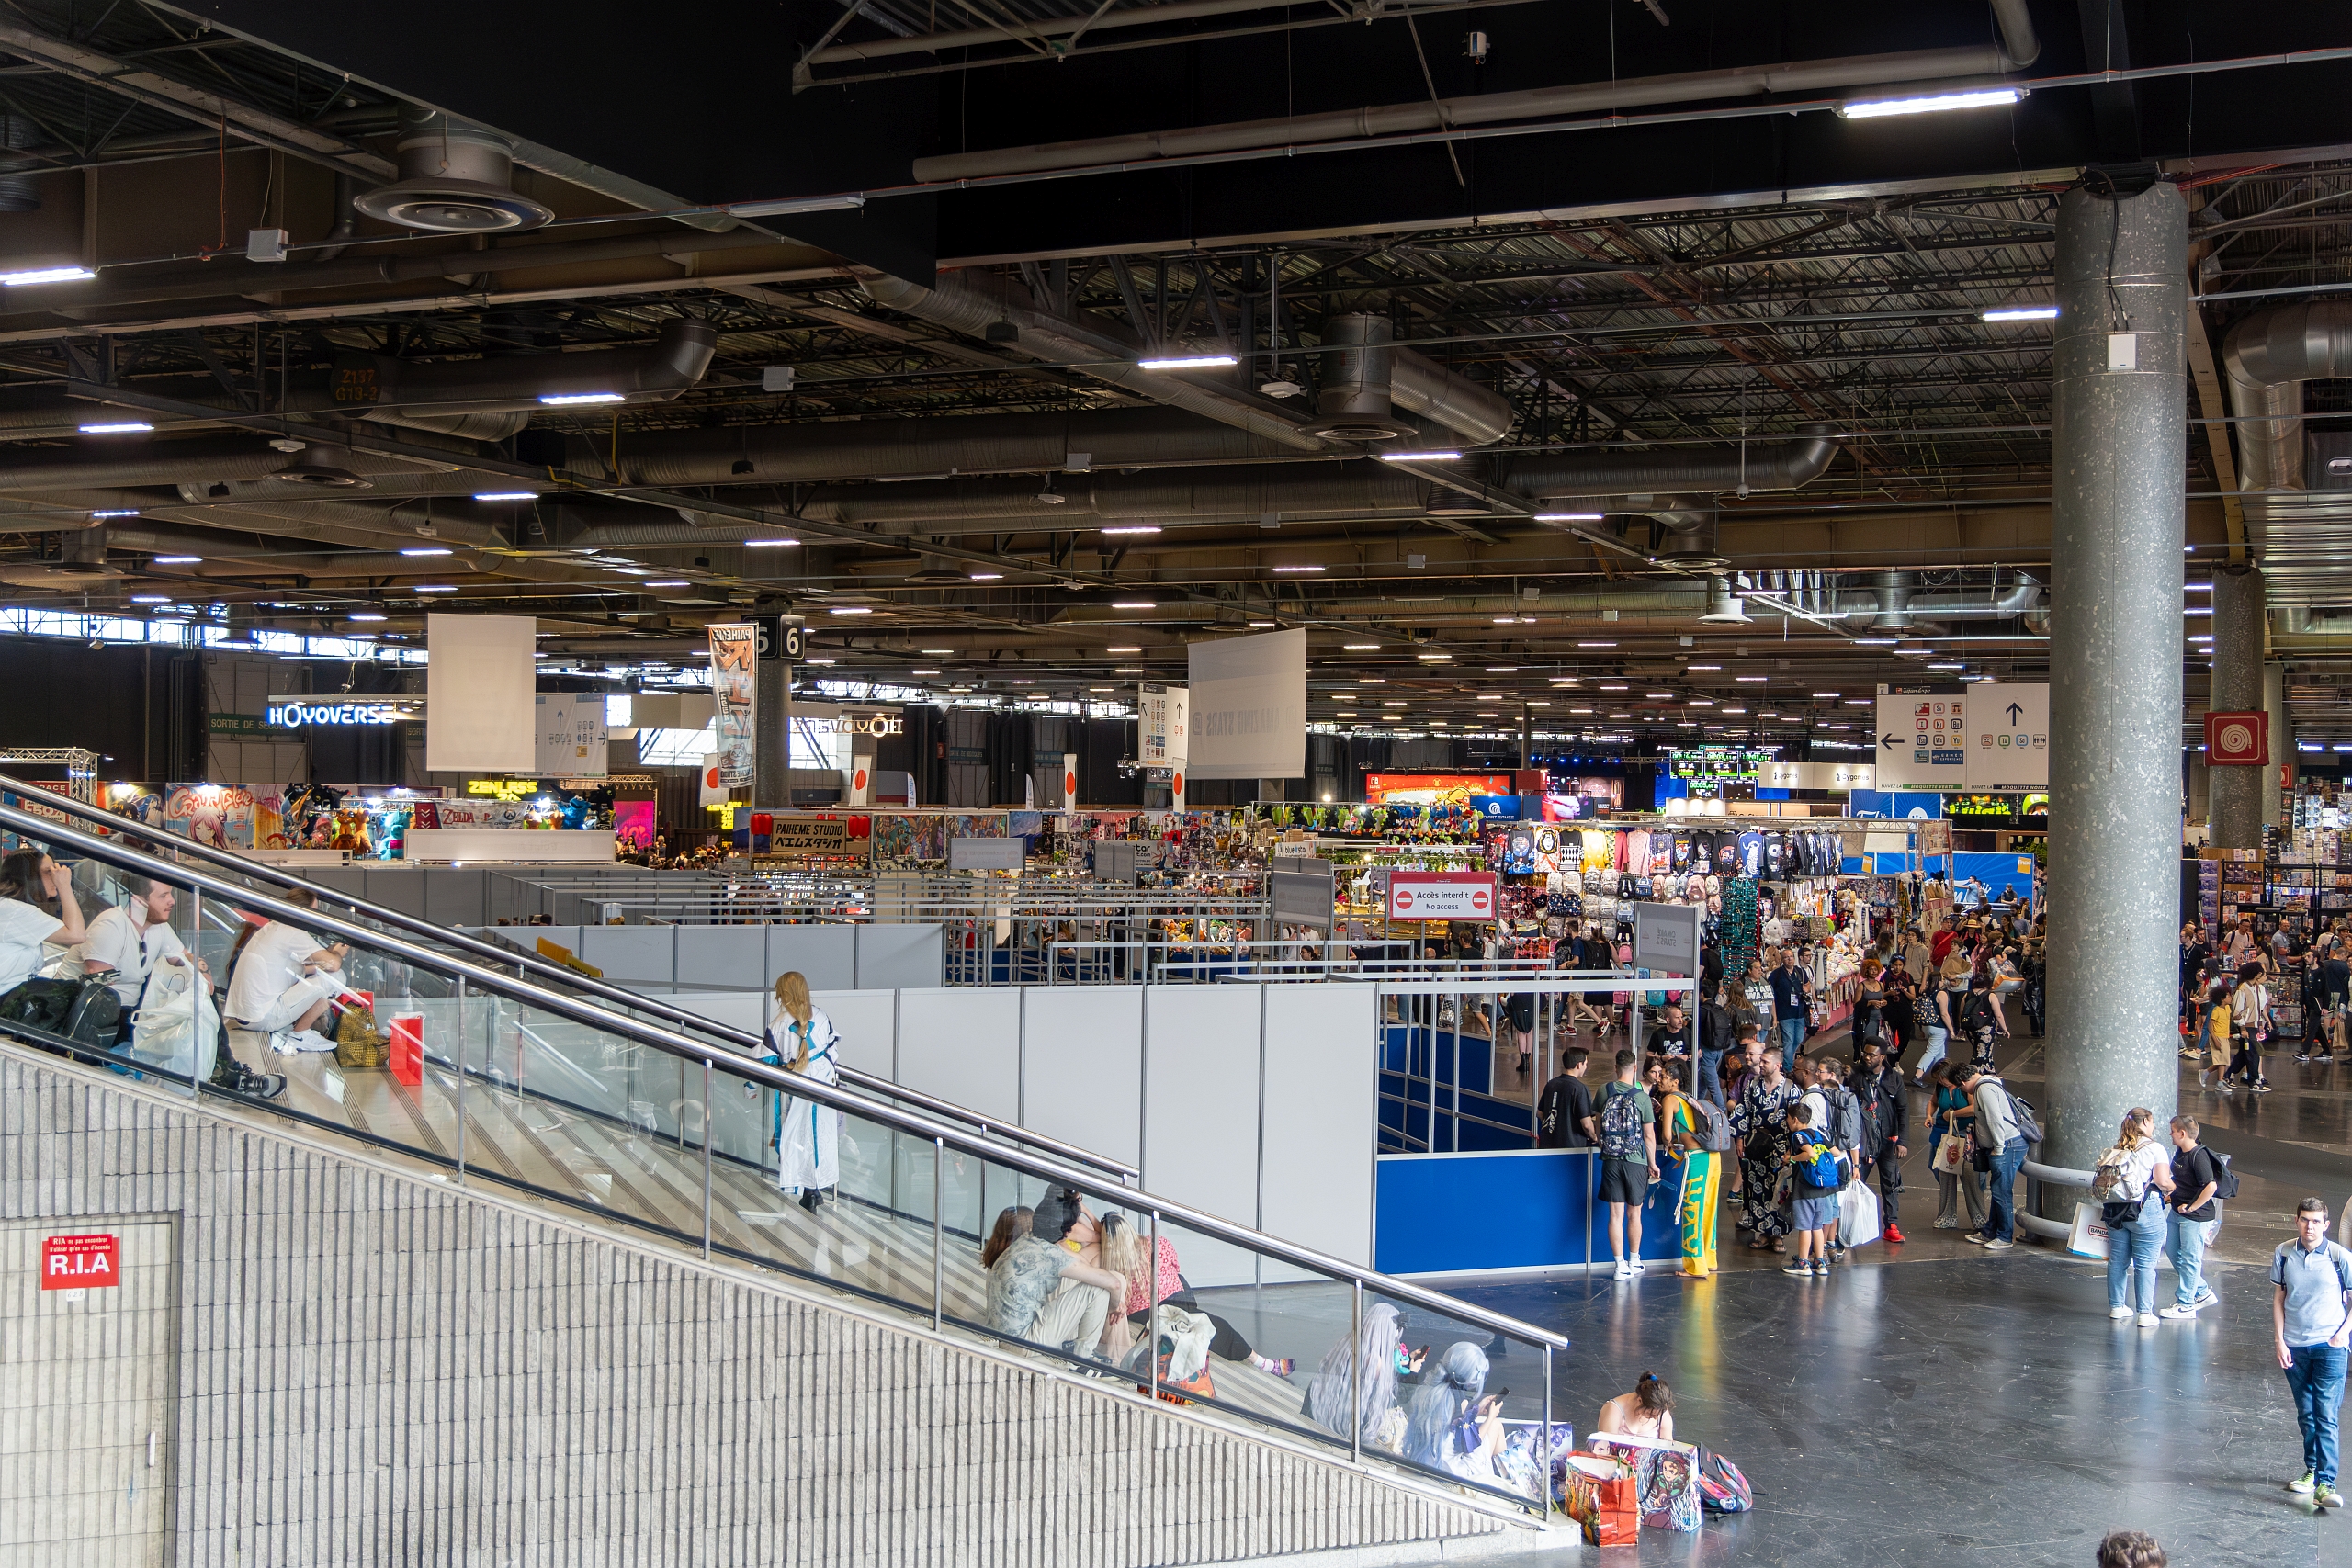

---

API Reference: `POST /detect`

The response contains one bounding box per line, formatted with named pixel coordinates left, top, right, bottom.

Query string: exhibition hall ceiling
left=0, top=2, right=2341, bottom=745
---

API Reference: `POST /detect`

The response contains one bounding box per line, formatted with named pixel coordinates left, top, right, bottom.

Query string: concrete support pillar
left=2265, top=661, right=2290, bottom=826
left=2044, top=177, right=2188, bottom=1194
left=2208, top=567, right=2266, bottom=847
left=753, top=645, right=792, bottom=812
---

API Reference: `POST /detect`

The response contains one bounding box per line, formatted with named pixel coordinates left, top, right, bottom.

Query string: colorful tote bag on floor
left=1588, top=1432, right=1704, bottom=1532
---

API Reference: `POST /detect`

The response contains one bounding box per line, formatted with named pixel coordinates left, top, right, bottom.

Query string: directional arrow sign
left=1874, top=692, right=1969, bottom=789
left=1967, top=682, right=2049, bottom=789
left=2006, top=701, right=2025, bottom=725
left=1882, top=733, right=1902, bottom=750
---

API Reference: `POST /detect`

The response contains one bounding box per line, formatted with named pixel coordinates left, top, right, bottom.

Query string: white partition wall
left=896, top=988, right=1023, bottom=1124
left=1019, top=987, right=1144, bottom=1169
left=1260, top=985, right=1378, bottom=1281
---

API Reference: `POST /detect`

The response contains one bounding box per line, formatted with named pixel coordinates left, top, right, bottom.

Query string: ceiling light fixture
left=1113, top=600, right=1157, bottom=609
left=538, top=391, right=626, bottom=406
left=910, top=668, right=941, bottom=675
left=1418, top=652, right=1452, bottom=660
left=1100, top=525, right=1161, bottom=536
left=1853, top=637, right=1898, bottom=645
left=0, top=265, right=95, bottom=286
left=744, top=537, right=801, bottom=547
left=348, top=613, right=387, bottom=622
left=1983, top=305, right=2059, bottom=321
left=831, top=605, right=875, bottom=615
left=400, top=547, right=452, bottom=557
left=969, top=571, right=1003, bottom=581
left=1577, top=640, right=1616, bottom=649
left=1534, top=512, right=1603, bottom=522
left=1378, top=450, right=1464, bottom=463
left=1838, top=85, right=2026, bottom=119
left=129, top=594, right=169, bottom=604
left=473, top=491, right=538, bottom=502
left=1115, top=666, right=1147, bottom=673
left=153, top=555, right=200, bottom=564
left=1107, top=645, right=1142, bottom=653
left=88, top=509, right=142, bottom=519
left=1271, top=564, right=1325, bottom=573
left=644, top=580, right=690, bottom=588
left=413, top=585, right=458, bottom=593
left=1345, top=643, right=1380, bottom=649
left=1137, top=354, right=1238, bottom=370
left=79, top=422, right=153, bottom=434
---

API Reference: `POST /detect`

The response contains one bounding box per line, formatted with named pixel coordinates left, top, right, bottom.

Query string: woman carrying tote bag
left=763, top=970, right=842, bottom=1209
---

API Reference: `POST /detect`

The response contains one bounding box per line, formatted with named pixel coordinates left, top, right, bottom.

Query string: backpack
left=2006, top=1091, right=2044, bottom=1145
left=1792, top=1128, right=1841, bottom=1190
left=2090, top=1143, right=2147, bottom=1204
left=2211, top=1149, right=2240, bottom=1201
left=1690, top=1095, right=1734, bottom=1155
left=0, top=973, right=122, bottom=1055
left=1696, top=1449, right=1753, bottom=1514
left=1599, top=1083, right=1647, bottom=1162
left=1822, top=1083, right=1864, bottom=1156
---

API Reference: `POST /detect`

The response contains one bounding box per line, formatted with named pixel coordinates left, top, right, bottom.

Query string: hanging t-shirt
left=1713, top=834, right=1739, bottom=874
left=1672, top=834, right=1694, bottom=870
left=1738, top=831, right=1766, bottom=878
left=1764, top=835, right=1786, bottom=878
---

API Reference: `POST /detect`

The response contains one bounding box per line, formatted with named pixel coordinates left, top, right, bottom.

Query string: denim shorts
left=1792, top=1194, right=1840, bottom=1232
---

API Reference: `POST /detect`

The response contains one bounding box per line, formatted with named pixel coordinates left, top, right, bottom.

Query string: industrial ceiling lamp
left=268, top=441, right=370, bottom=489
left=1837, top=85, right=2027, bottom=119
left=1698, top=573, right=1752, bottom=624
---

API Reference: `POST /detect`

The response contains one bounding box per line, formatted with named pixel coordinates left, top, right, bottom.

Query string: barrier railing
left=0, top=798, right=1568, bottom=1518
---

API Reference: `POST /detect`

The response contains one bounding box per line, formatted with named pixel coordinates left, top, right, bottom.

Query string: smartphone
left=1485, top=1388, right=1509, bottom=1405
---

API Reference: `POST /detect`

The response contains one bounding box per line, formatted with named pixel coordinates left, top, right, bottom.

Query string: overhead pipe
left=858, top=268, right=1331, bottom=453
left=1507, top=423, right=1841, bottom=499
left=910, top=29, right=2042, bottom=183
left=1310, top=312, right=1515, bottom=445
left=2222, top=300, right=2352, bottom=498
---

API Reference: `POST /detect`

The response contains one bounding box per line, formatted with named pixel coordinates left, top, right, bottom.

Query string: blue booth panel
left=1374, top=1148, right=1685, bottom=1275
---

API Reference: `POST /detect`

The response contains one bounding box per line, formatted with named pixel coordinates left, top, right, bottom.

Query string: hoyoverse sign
left=264, top=694, right=426, bottom=728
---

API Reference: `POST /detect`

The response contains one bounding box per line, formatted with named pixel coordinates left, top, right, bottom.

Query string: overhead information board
left=1874, top=691, right=1971, bottom=790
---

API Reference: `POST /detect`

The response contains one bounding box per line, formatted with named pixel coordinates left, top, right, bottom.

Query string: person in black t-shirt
left=1537, top=1047, right=1599, bottom=1149
left=2159, top=1113, right=2224, bottom=1317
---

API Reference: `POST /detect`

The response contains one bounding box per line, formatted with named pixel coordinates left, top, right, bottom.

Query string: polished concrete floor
left=1385, top=1024, right=2352, bottom=1566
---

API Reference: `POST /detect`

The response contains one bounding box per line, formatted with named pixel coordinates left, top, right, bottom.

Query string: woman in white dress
left=763, top=970, right=842, bottom=1210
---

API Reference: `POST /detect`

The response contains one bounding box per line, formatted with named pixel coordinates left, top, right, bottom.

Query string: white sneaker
left=2136, top=1313, right=2160, bottom=1328
left=1631, top=1258, right=1646, bottom=1276
left=2108, top=1305, right=2135, bottom=1321
left=2158, top=1303, right=2200, bottom=1319
left=1984, top=1238, right=2015, bottom=1252
left=1612, top=1261, right=1633, bottom=1281
left=283, top=1028, right=339, bottom=1054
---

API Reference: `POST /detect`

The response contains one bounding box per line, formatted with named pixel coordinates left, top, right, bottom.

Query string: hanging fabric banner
left=708, top=623, right=758, bottom=786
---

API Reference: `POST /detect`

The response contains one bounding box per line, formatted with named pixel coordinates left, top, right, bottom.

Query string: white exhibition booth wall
left=657, top=982, right=1379, bottom=1285
left=458, top=921, right=944, bottom=994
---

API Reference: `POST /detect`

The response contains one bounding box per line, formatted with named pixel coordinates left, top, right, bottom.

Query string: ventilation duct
left=1305, top=313, right=1517, bottom=446
left=1850, top=570, right=2045, bottom=629
left=858, top=269, right=1330, bottom=453
left=0, top=114, right=37, bottom=214
left=1506, top=423, right=1841, bottom=499
left=354, top=107, right=554, bottom=233
left=2222, top=300, right=2352, bottom=499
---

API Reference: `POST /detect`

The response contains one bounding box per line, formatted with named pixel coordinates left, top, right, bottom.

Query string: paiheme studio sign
left=264, top=695, right=426, bottom=728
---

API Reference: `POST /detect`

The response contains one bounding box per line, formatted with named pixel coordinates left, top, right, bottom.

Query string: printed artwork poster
left=708, top=623, right=758, bottom=787
left=163, top=784, right=258, bottom=849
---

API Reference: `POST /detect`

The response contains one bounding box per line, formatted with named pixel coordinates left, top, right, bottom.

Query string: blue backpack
left=1792, top=1129, right=1840, bottom=1190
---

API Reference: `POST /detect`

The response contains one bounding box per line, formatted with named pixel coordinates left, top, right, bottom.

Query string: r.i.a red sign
left=40, top=1233, right=119, bottom=1290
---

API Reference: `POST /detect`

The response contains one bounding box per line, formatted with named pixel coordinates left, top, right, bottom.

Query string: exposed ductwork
left=1507, top=423, right=1842, bottom=499
left=2222, top=300, right=2352, bottom=497
left=354, top=107, right=554, bottom=233
left=910, top=26, right=2041, bottom=183
left=1306, top=313, right=1517, bottom=446
left=858, top=269, right=1332, bottom=453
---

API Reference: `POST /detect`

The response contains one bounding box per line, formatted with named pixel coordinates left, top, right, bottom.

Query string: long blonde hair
left=2120, top=1106, right=2156, bottom=1149
left=774, top=971, right=814, bottom=1068
left=1098, top=1213, right=1147, bottom=1297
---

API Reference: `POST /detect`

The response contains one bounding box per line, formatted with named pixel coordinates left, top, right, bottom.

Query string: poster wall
left=708, top=623, right=758, bottom=787
left=1186, top=627, right=1306, bottom=780
left=535, top=694, right=610, bottom=778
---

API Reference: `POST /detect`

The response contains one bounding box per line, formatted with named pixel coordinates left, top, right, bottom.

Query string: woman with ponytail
left=763, top=970, right=842, bottom=1210
left=1596, top=1372, right=1676, bottom=1442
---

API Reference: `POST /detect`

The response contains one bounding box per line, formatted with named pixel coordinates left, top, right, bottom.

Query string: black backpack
left=2210, top=1148, right=2240, bottom=1201
left=0, top=974, right=122, bottom=1055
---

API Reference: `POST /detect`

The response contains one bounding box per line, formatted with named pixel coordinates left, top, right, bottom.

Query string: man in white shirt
left=222, top=887, right=349, bottom=1055
left=78, top=875, right=199, bottom=1011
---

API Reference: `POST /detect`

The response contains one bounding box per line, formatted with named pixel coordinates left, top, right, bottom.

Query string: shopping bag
left=1558, top=1452, right=1640, bottom=1546
left=1497, top=1421, right=1577, bottom=1505
left=1933, top=1135, right=1970, bottom=1177
left=1587, top=1432, right=1703, bottom=1533
left=1838, top=1179, right=1883, bottom=1248
left=2067, top=1201, right=2109, bottom=1260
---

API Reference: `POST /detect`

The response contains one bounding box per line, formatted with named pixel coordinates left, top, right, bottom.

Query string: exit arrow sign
left=2006, top=702, right=2025, bottom=725
left=1881, top=733, right=1902, bottom=750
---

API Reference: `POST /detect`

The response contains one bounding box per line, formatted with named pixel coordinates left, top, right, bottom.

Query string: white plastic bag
left=1838, top=1179, right=1883, bottom=1248
left=130, top=962, right=218, bottom=1083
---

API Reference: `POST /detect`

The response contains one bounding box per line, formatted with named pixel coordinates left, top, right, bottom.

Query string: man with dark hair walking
left=2275, top=1197, right=2352, bottom=1507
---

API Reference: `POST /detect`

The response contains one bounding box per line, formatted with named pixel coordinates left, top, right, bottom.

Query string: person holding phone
left=1400, top=1342, right=1505, bottom=1480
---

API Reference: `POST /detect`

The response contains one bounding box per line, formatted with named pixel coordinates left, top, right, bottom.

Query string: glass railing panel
left=1350, top=1289, right=1564, bottom=1510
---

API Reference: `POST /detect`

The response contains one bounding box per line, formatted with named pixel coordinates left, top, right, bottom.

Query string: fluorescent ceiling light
left=87, top=508, right=144, bottom=520
left=413, top=585, right=458, bottom=593
left=1137, top=354, right=1238, bottom=370
left=1928, top=661, right=1964, bottom=670
left=1271, top=564, right=1324, bottom=573
left=1736, top=675, right=1768, bottom=682
left=1838, top=85, right=2026, bottom=119
left=1107, top=645, right=1142, bottom=653
left=1723, top=706, right=1746, bottom=715
left=644, top=580, right=690, bottom=588
left=473, top=491, right=539, bottom=502
left=1647, top=692, right=1675, bottom=699
left=2184, top=606, right=2211, bottom=616
left=728, top=193, right=867, bottom=217
left=1344, top=642, right=1379, bottom=649
left=153, top=555, right=200, bottom=564
left=348, top=613, right=387, bottom=622
left=1378, top=450, right=1463, bottom=462
left=922, top=648, right=954, bottom=653
left=1983, top=305, right=2059, bottom=321
left=1487, top=665, right=1518, bottom=671
left=1249, top=619, right=1276, bottom=627
left=1115, top=666, right=1146, bottom=673
left=1812, top=692, right=1839, bottom=698
left=129, top=594, right=169, bottom=604
left=969, top=571, right=1003, bottom=581
left=1417, top=653, right=1451, bottom=660
left=80, top=422, right=152, bottom=434
left=910, top=668, right=941, bottom=675
left=1100, top=525, right=1161, bottom=536
left=2186, top=581, right=2211, bottom=592
left=0, top=265, right=95, bottom=286
left=1577, top=640, right=1616, bottom=649
left=1113, top=600, right=1156, bottom=609
left=744, top=537, right=800, bottom=547
left=538, top=391, right=626, bottom=406
left=830, top=605, right=874, bottom=615
left=1853, top=637, right=1897, bottom=646
left=400, top=547, right=452, bottom=558
left=1535, top=512, right=1603, bottom=522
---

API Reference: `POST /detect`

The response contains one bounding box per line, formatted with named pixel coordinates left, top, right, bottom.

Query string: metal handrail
left=0, top=774, right=1135, bottom=1181
left=0, top=796, right=1567, bottom=1353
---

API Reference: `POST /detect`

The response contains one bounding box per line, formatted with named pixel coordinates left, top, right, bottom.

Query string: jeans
left=1698, top=1049, right=1726, bottom=1111
left=2166, top=1211, right=2216, bottom=1308
left=1917, top=1025, right=1949, bottom=1078
left=2106, top=1194, right=2165, bottom=1312
left=1777, top=1016, right=1805, bottom=1070
left=1980, top=1135, right=2028, bottom=1242
left=2287, top=1343, right=2349, bottom=1488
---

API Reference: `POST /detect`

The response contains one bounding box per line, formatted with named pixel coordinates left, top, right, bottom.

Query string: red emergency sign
left=41, top=1233, right=119, bottom=1290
